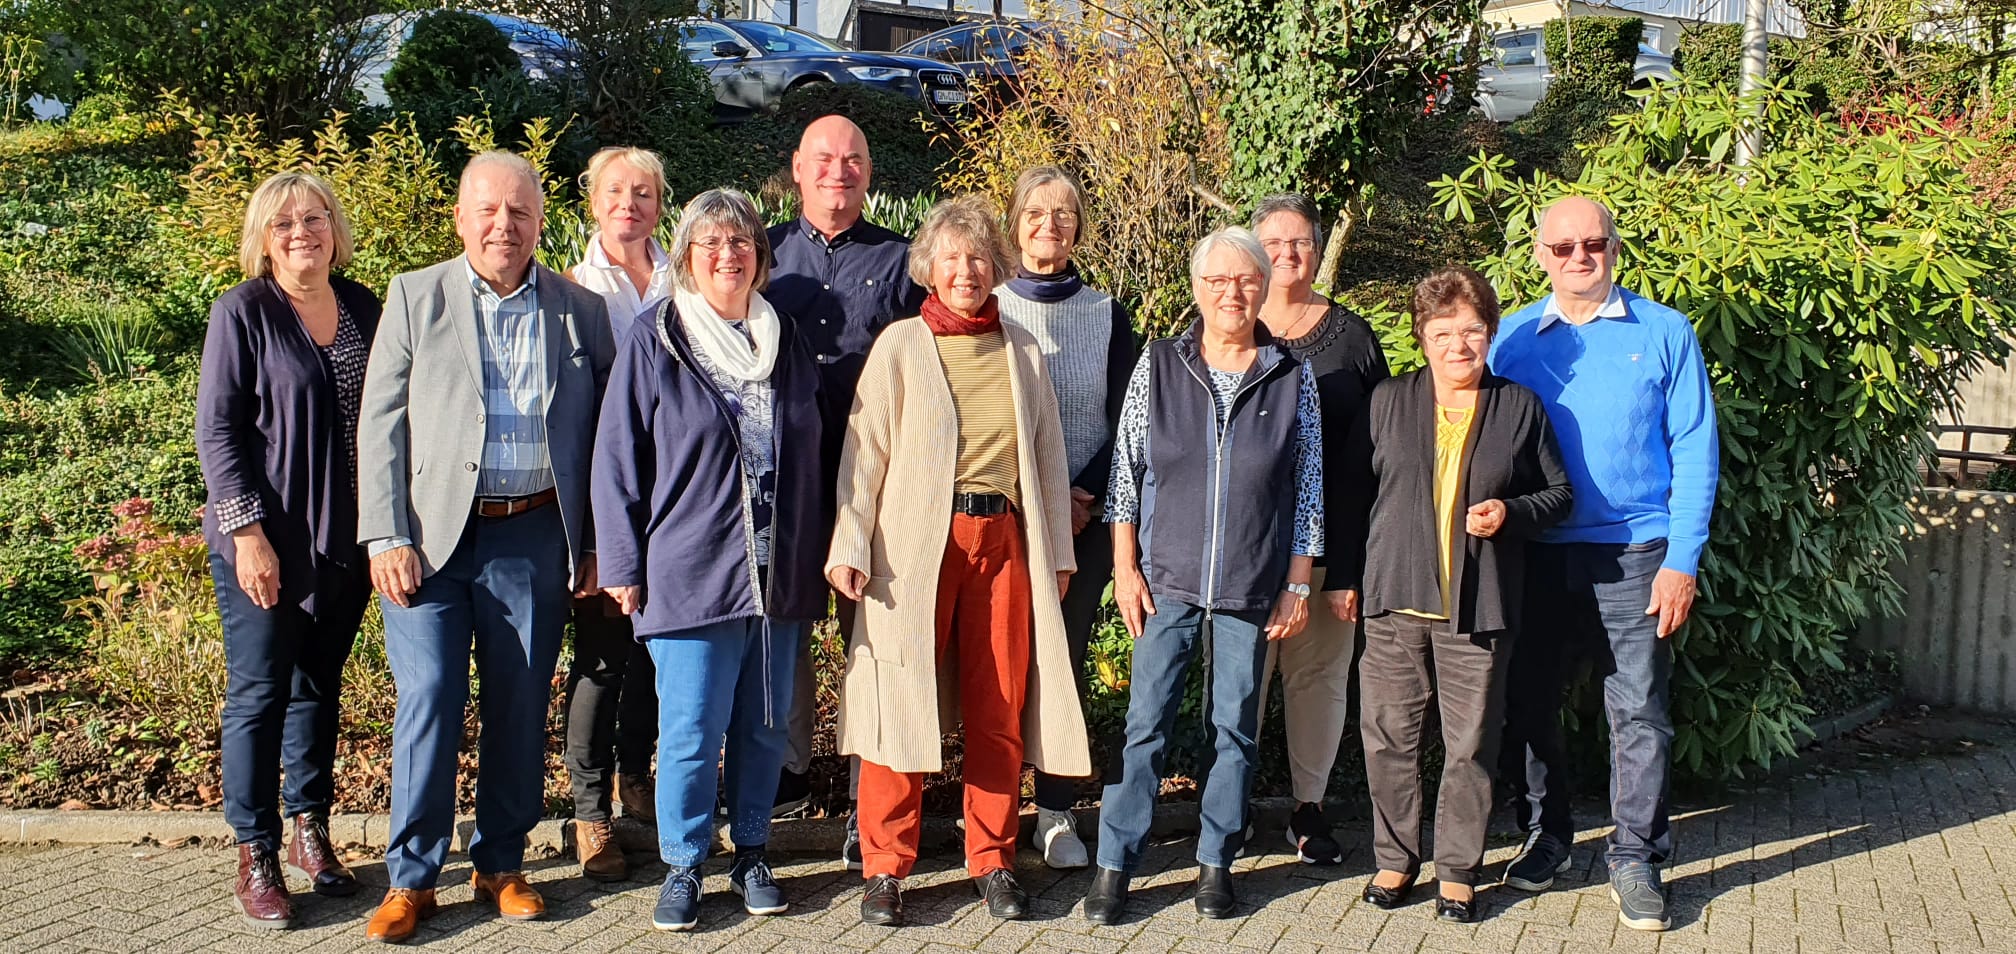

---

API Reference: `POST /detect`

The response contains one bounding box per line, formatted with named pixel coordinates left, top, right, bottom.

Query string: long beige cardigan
left=826, top=317, right=1093, bottom=776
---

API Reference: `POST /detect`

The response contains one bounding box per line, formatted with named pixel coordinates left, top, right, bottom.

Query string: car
left=1474, top=27, right=1674, bottom=122
left=351, top=10, right=577, bottom=109
left=894, top=20, right=1057, bottom=90
left=672, top=18, right=970, bottom=120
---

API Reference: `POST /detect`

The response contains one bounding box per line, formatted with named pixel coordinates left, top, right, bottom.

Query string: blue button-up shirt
left=765, top=216, right=924, bottom=387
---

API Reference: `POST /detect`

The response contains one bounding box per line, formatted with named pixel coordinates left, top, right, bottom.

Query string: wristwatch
left=1283, top=581, right=1311, bottom=600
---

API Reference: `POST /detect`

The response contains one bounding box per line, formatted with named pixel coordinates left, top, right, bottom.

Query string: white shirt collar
left=1540, top=284, right=1626, bottom=330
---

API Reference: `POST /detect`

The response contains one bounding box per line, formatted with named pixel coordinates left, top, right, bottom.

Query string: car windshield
left=731, top=20, right=838, bottom=53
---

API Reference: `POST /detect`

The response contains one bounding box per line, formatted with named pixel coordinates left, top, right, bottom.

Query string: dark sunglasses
left=1543, top=237, right=1613, bottom=258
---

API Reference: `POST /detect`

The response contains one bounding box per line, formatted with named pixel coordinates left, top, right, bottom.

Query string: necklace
left=1273, top=289, right=1326, bottom=341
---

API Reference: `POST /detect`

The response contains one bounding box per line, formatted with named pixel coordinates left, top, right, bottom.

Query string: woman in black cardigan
left=1330, top=266, right=1572, bottom=923
left=196, top=171, right=380, bottom=929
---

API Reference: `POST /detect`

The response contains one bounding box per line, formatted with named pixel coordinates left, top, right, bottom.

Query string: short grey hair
left=1007, top=165, right=1087, bottom=251
left=1535, top=196, right=1619, bottom=243
left=458, top=150, right=543, bottom=208
left=1189, top=226, right=1271, bottom=298
left=908, top=195, right=1016, bottom=290
left=671, top=188, right=772, bottom=293
left=1249, top=193, right=1324, bottom=258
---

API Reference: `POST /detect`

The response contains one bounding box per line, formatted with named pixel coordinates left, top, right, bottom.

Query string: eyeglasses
left=1199, top=274, right=1264, bottom=295
left=1424, top=326, right=1491, bottom=349
left=1261, top=238, right=1316, bottom=254
left=1541, top=237, right=1613, bottom=259
left=270, top=212, right=331, bottom=235
left=694, top=235, right=756, bottom=255
left=1021, top=208, right=1079, bottom=227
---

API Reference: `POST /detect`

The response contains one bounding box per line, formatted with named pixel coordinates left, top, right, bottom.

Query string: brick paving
left=5, top=715, right=2016, bottom=953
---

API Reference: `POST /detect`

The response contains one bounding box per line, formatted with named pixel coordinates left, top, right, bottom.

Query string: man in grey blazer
left=354, top=150, right=615, bottom=943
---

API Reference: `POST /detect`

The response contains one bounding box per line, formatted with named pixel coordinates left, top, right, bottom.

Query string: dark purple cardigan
left=197, top=275, right=382, bottom=612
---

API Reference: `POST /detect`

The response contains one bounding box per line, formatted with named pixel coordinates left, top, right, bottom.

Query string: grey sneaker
left=1504, top=831, right=1572, bottom=891
left=841, top=812, right=863, bottom=871
left=730, top=849, right=788, bottom=915
left=1033, top=807, right=1089, bottom=869
left=1609, top=862, right=1670, bottom=931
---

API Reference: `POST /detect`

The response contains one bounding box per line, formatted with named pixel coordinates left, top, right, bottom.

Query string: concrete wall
left=1859, top=489, right=2016, bottom=712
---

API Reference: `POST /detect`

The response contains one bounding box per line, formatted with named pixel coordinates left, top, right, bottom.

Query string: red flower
left=73, top=534, right=115, bottom=561
left=113, top=498, right=155, bottom=519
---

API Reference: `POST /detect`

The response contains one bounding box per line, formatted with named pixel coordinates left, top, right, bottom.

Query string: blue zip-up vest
left=1138, top=322, right=1303, bottom=612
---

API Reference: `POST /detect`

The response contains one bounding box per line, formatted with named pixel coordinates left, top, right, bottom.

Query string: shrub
left=70, top=498, right=225, bottom=727
left=1433, top=83, right=2016, bottom=777
left=733, top=84, right=952, bottom=203
left=383, top=12, right=523, bottom=109
left=1543, top=16, right=1642, bottom=91
left=940, top=1, right=1232, bottom=338
left=47, top=303, right=166, bottom=383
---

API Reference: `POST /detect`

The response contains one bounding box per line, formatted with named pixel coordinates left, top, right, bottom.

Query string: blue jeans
left=212, top=553, right=369, bottom=850
left=381, top=506, right=571, bottom=889
left=648, top=616, right=802, bottom=867
left=1095, top=602, right=1269, bottom=872
left=1503, top=540, right=1674, bottom=867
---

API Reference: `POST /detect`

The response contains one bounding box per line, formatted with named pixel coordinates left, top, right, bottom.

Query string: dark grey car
left=673, top=19, right=969, bottom=120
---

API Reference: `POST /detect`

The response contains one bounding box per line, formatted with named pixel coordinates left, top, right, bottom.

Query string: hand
left=1645, top=568, right=1697, bottom=639
left=370, top=545, right=422, bottom=608
left=1113, top=562, right=1156, bottom=638
left=604, top=585, right=641, bottom=615
left=1069, top=487, right=1095, bottom=536
left=1057, top=570, right=1072, bottom=599
left=572, top=552, right=599, bottom=598
left=1465, top=499, right=1507, bottom=538
left=230, top=526, right=280, bottom=610
left=827, top=565, right=867, bottom=602
left=1326, top=588, right=1360, bottom=624
left=1265, top=586, right=1310, bottom=641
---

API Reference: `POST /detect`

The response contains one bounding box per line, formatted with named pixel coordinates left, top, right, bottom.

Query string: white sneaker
left=1033, top=807, right=1089, bottom=869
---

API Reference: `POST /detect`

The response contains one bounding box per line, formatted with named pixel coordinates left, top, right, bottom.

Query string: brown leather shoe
left=365, top=887, right=436, bottom=943
left=288, top=813, right=361, bottom=897
left=616, top=773, right=656, bottom=826
left=233, top=843, right=294, bottom=929
left=473, top=870, right=546, bottom=921
left=575, top=818, right=628, bottom=882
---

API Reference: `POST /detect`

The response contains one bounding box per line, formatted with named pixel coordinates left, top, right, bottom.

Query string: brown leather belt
left=474, top=487, right=556, bottom=518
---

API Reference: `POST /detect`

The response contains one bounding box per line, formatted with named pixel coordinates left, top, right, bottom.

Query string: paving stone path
left=5, top=711, right=2014, bottom=953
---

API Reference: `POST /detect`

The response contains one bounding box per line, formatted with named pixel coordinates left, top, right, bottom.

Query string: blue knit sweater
left=1489, top=288, right=1720, bottom=575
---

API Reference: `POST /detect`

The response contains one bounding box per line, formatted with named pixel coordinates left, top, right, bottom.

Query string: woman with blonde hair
left=197, top=170, right=377, bottom=928
left=827, top=194, right=1090, bottom=927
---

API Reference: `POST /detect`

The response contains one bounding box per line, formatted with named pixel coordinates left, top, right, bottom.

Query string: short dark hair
left=1409, top=265, right=1501, bottom=342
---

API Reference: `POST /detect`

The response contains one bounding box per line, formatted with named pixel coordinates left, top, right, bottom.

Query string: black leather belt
left=952, top=492, right=1011, bottom=516
left=474, top=487, right=556, bottom=518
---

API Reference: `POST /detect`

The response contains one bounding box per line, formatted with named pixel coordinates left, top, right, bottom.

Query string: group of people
left=195, top=111, right=1718, bottom=943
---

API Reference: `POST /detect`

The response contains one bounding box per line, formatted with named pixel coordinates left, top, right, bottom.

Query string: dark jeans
left=563, top=596, right=658, bottom=821
left=1095, top=602, right=1268, bottom=872
left=1502, top=540, right=1675, bottom=867
left=1033, top=523, right=1114, bottom=811
left=1359, top=613, right=1510, bottom=885
left=381, top=506, right=571, bottom=889
left=212, top=552, right=369, bottom=851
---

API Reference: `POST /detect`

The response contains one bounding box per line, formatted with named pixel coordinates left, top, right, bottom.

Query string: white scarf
left=668, top=286, right=780, bottom=383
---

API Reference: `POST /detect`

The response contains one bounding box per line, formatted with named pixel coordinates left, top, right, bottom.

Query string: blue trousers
left=1095, top=602, right=1269, bottom=872
left=212, top=553, right=369, bottom=850
left=1502, top=540, right=1675, bottom=867
left=381, top=506, right=570, bottom=889
left=647, top=616, right=802, bottom=867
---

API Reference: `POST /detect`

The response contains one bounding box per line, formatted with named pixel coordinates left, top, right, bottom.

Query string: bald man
left=356, top=151, right=616, bottom=941
left=766, top=115, right=926, bottom=865
left=1488, top=196, right=1719, bottom=933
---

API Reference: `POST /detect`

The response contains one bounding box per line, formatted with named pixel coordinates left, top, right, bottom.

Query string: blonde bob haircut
left=580, top=146, right=670, bottom=206
left=238, top=171, right=356, bottom=279
left=908, top=195, right=1016, bottom=290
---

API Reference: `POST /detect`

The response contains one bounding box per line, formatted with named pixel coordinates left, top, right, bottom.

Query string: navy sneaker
left=1504, top=831, right=1572, bottom=891
left=1609, top=862, right=1671, bottom=931
left=1286, top=802, right=1343, bottom=866
left=729, top=849, right=787, bottom=915
left=652, top=866, right=702, bottom=931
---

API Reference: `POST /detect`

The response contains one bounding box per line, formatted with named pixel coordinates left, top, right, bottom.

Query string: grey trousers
left=1359, top=612, right=1511, bottom=886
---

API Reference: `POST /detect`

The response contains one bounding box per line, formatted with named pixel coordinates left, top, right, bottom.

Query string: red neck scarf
left=920, top=292, right=1002, bottom=336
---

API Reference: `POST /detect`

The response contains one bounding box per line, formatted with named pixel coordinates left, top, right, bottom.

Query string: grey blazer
left=356, top=258, right=615, bottom=585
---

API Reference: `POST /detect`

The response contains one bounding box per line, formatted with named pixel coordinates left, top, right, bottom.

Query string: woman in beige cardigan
left=826, top=195, right=1090, bottom=928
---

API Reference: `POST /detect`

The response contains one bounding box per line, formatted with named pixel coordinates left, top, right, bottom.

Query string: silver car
left=1475, top=27, right=1674, bottom=122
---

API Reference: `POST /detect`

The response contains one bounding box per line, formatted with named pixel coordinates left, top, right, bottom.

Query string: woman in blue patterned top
left=196, top=171, right=378, bottom=929
left=1084, top=226, right=1324, bottom=925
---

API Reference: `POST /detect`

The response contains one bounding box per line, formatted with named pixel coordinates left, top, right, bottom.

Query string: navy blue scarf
left=1006, top=263, right=1085, bottom=303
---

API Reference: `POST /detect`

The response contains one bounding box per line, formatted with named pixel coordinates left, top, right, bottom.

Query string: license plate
left=932, top=89, right=968, bottom=104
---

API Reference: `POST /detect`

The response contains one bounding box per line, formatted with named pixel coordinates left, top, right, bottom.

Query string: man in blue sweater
left=1488, top=197, right=1720, bottom=933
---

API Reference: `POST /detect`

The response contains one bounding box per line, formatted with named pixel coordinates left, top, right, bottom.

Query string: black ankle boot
left=1195, top=864, right=1237, bottom=919
left=1083, top=866, right=1128, bottom=924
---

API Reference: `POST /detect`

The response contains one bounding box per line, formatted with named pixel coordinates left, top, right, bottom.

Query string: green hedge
left=1543, top=16, right=1642, bottom=92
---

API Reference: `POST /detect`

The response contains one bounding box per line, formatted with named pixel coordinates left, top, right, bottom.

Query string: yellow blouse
left=1398, top=404, right=1474, bottom=621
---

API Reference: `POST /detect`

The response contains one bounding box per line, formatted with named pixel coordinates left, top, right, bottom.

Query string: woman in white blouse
left=559, top=145, right=675, bottom=881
